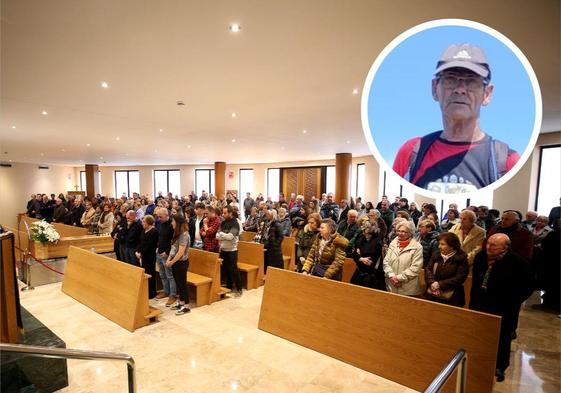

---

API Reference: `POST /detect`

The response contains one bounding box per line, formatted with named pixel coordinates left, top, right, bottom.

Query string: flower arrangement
left=30, top=220, right=60, bottom=244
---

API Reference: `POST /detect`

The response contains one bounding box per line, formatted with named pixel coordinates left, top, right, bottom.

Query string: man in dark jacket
left=68, top=198, right=85, bottom=226
left=379, top=200, right=395, bottom=235
left=189, top=203, right=205, bottom=248
left=217, top=206, right=243, bottom=296
left=486, top=210, right=533, bottom=262
left=417, top=219, right=440, bottom=267
left=337, top=209, right=360, bottom=256
left=470, top=233, right=533, bottom=382
left=243, top=193, right=256, bottom=219
left=320, top=193, right=339, bottom=222
left=124, top=210, right=142, bottom=266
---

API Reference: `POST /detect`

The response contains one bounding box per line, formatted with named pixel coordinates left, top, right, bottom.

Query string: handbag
left=426, top=262, right=454, bottom=300
left=311, top=261, right=328, bottom=277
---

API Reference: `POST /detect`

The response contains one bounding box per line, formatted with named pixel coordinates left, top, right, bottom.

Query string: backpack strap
left=404, top=131, right=443, bottom=182
left=489, top=138, right=509, bottom=182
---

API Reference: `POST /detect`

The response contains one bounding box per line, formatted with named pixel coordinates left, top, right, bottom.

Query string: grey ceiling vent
left=0, top=163, right=12, bottom=167
left=38, top=165, right=49, bottom=170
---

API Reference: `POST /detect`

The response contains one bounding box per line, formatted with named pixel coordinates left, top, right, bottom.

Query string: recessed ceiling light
left=99, top=156, right=103, bottom=159
left=40, top=153, right=44, bottom=156
left=100, top=81, right=109, bottom=89
left=11, top=125, right=16, bottom=129
left=41, top=110, right=48, bottom=115
left=231, top=112, right=237, bottom=118
left=352, top=88, right=359, bottom=95
left=154, top=149, right=158, bottom=153
left=159, top=128, right=164, bottom=132
left=302, top=129, right=307, bottom=134
left=229, top=24, right=241, bottom=32
left=187, top=145, right=191, bottom=149
left=79, top=159, right=83, bottom=162
left=231, top=139, right=236, bottom=143
left=86, top=143, right=91, bottom=147
left=124, top=153, right=129, bottom=156
left=115, top=136, right=120, bottom=141
left=61, top=148, right=66, bottom=152
left=346, top=140, right=350, bottom=144
left=8, top=159, right=12, bottom=162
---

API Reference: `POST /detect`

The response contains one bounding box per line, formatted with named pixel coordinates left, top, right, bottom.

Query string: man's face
left=327, top=194, right=333, bottom=203
left=500, top=213, right=518, bottom=228
left=348, top=214, right=357, bottom=225
left=339, top=200, right=346, bottom=209
left=56, top=198, right=62, bottom=205
left=478, top=207, right=488, bottom=218
left=126, top=213, right=135, bottom=223
left=222, top=208, right=231, bottom=219
left=486, top=237, right=507, bottom=259
left=381, top=201, right=389, bottom=210
left=432, top=69, right=493, bottom=123
left=196, top=207, right=204, bottom=217
left=525, top=212, right=537, bottom=222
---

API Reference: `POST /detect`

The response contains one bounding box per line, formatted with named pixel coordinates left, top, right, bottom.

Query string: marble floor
left=16, top=280, right=560, bottom=393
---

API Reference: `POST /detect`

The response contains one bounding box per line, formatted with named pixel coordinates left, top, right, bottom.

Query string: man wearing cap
left=393, top=44, right=520, bottom=193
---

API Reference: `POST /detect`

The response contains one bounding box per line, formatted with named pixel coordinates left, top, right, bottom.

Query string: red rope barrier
left=14, top=245, right=65, bottom=275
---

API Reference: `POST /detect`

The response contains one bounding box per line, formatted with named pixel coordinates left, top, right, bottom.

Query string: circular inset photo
left=361, top=19, right=542, bottom=196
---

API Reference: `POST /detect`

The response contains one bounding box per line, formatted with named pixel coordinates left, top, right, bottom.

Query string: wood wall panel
left=258, top=268, right=500, bottom=393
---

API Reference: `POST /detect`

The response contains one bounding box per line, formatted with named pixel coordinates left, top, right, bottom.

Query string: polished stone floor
left=17, top=271, right=560, bottom=393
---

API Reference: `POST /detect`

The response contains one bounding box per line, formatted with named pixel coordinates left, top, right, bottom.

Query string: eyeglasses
left=437, top=73, right=488, bottom=90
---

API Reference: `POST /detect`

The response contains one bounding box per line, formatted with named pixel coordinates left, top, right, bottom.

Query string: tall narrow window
left=114, top=170, right=139, bottom=197
left=536, top=145, right=561, bottom=214
left=267, top=168, right=280, bottom=200
left=154, top=170, right=181, bottom=197
left=195, top=169, right=215, bottom=197
left=80, top=171, right=102, bottom=194
left=379, top=169, right=415, bottom=205
left=356, top=163, right=365, bottom=199
left=325, top=166, right=336, bottom=194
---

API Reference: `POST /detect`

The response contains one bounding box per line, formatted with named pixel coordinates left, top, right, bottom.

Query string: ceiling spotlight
left=352, top=88, right=359, bottom=95
left=346, top=140, right=350, bottom=144
left=231, top=112, right=237, bottom=118
left=302, top=129, right=307, bottom=134
left=229, top=24, right=241, bottom=33
left=116, top=136, right=120, bottom=141
left=231, top=139, right=236, bottom=143
left=41, top=110, right=48, bottom=115
left=8, top=159, right=12, bottom=162
left=154, top=149, right=158, bottom=153
left=187, top=145, right=191, bottom=149
left=99, top=156, right=103, bottom=159
left=159, top=128, right=164, bottom=132
left=86, top=143, right=91, bottom=147
left=61, top=148, right=66, bottom=152
left=100, top=81, right=109, bottom=89
left=11, top=125, right=16, bottom=129
left=40, top=153, right=44, bottom=156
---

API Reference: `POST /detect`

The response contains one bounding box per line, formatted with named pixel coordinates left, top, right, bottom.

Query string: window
left=115, top=170, right=140, bottom=197
left=325, top=166, right=335, bottom=194
left=195, top=169, right=215, bottom=197
left=356, top=163, right=365, bottom=199
left=266, top=168, right=280, bottom=200
left=80, top=170, right=102, bottom=194
left=380, top=169, right=415, bottom=204
left=154, top=170, right=180, bottom=197
left=536, top=145, right=561, bottom=215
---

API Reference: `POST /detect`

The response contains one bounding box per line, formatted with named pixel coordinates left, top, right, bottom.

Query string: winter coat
left=296, top=225, right=319, bottom=260
left=449, top=223, right=486, bottom=265
left=383, top=237, right=424, bottom=296
left=417, top=231, right=440, bottom=267
left=351, top=233, right=384, bottom=290
left=425, top=251, right=469, bottom=307
left=278, top=217, right=292, bottom=237
left=302, top=233, right=349, bottom=280
left=263, top=220, right=284, bottom=270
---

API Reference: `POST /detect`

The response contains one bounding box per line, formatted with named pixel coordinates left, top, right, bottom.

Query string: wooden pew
left=259, top=269, right=501, bottom=393
left=62, top=246, right=161, bottom=332
left=237, top=241, right=264, bottom=290
left=341, top=257, right=357, bottom=283
left=187, top=248, right=222, bottom=306
left=19, top=216, right=89, bottom=237
left=281, top=236, right=296, bottom=271
left=239, top=231, right=257, bottom=242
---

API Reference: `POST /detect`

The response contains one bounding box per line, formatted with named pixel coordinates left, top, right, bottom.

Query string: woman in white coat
left=383, top=220, right=424, bottom=296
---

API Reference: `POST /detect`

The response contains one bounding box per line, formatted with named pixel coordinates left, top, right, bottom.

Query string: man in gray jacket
left=216, top=205, right=243, bottom=297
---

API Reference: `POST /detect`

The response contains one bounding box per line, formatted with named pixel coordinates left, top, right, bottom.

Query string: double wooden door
left=281, top=167, right=322, bottom=202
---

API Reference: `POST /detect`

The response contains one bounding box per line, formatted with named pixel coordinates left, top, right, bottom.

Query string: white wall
left=0, top=163, right=76, bottom=228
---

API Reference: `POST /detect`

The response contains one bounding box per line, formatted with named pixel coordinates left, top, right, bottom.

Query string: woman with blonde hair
left=97, top=203, right=115, bottom=235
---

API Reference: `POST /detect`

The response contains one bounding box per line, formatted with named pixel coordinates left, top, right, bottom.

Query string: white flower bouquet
left=30, top=220, right=60, bottom=244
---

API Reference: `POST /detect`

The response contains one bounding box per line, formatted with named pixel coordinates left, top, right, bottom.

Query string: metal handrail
left=0, top=343, right=136, bottom=393
left=423, top=349, right=467, bottom=393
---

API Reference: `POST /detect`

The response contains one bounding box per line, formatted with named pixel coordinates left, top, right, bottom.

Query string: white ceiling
left=1, top=0, right=559, bottom=166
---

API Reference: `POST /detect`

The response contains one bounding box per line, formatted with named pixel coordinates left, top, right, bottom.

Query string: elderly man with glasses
left=393, top=44, right=520, bottom=193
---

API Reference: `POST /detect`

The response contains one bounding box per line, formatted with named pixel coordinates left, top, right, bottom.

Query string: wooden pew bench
left=237, top=241, right=264, bottom=290
left=281, top=236, right=296, bottom=271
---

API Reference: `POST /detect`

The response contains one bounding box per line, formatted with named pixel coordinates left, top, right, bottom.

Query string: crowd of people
left=25, top=191, right=560, bottom=381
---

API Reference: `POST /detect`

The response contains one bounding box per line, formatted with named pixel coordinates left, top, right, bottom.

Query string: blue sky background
left=367, top=25, right=536, bottom=165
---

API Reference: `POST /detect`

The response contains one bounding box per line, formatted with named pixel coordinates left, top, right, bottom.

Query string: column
left=214, top=162, right=226, bottom=198
left=85, top=164, right=100, bottom=198
left=335, top=153, right=352, bottom=202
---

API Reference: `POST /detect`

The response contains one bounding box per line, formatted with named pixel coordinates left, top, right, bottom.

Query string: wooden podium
left=62, top=246, right=161, bottom=332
